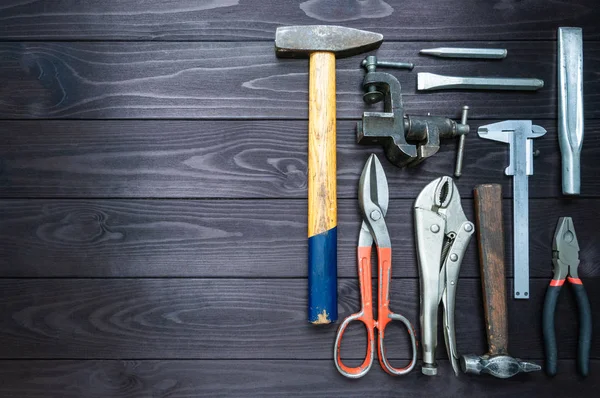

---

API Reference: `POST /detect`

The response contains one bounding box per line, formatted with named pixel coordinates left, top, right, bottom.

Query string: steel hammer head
left=461, top=354, right=541, bottom=378
left=275, top=25, right=383, bottom=58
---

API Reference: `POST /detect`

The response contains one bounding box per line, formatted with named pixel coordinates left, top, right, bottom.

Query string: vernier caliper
left=477, top=121, right=546, bottom=299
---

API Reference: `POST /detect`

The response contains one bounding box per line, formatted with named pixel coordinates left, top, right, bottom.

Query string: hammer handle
left=474, top=184, right=508, bottom=355
left=307, top=51, right=338, bottom=324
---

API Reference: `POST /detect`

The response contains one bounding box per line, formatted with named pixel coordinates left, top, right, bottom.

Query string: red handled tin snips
left=334, top=154, right=417, bottom=378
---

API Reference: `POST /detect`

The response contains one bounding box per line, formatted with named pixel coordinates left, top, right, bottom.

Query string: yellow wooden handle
left=308, top=51, right=337, bottom=238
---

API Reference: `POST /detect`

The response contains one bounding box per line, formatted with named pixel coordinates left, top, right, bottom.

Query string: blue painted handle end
left=308, top=227, right=337, bottom=324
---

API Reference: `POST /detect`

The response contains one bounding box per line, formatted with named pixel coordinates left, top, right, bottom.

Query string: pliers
left=543, top=217, right=592, bottom=377
left=414, top=176, right=474, bottom=376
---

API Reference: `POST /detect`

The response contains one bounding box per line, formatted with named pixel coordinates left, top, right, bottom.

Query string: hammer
left=275, top=26, right=383, bottom=324
left=461, top=184, right=541, bottom=378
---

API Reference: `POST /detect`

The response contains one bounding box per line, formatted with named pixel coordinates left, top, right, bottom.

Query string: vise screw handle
left=454, top=106, right=469, bottom=178
left=361, top=55, right=415, bottom=71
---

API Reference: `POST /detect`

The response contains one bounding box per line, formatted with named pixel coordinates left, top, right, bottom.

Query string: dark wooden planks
left=0, top=360, right=597, bottom=398
left=2, top=120, right=600, bottom=198
left=0, top=2, right=597, bottom=397
left=1, top=41, right=599, bottom=119
left=0, top=0, right=598, bottom=41
left=0, top=278, right=598, bottom=360
left=1, top=198, right=599, bottom=279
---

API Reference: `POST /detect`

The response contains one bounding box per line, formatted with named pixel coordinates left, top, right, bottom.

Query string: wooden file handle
left=307, top=51, right=338, bottom=324
left=474, top=184, right=508, bottom=355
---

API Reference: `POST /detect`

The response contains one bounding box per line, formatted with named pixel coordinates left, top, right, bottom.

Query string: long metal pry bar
left=558, top=27, right=584, bottom=195
left=414, top=177, right=474, bottom=376
left=478, top=121, right=546, bottom=299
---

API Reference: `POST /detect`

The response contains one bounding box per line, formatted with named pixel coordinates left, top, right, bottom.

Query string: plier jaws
left=543, top=217, right=592, bottom=377
left=551, top=217, right=581, bottom=283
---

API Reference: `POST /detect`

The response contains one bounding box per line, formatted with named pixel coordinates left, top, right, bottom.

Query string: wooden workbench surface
left=0, top=1, right=598, bottom=396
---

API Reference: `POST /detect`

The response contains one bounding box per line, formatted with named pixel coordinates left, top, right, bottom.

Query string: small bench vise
left=357, top=56, right=470, bottom=175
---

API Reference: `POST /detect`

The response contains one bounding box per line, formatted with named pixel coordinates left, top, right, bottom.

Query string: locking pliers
left=414, top=176, right=474, bottom=376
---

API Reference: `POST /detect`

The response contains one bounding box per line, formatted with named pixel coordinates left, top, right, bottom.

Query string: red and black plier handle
left=542, top=264, right=592, bottom=377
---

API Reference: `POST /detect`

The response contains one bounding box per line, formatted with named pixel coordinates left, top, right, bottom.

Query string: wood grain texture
left=1, top=1, right=599, bottom=396
left=1, top=198, right=599, bottom=279
left=0, top=278, right=598, bottom=360
left=2, top=120, right=600, bottom=199
left=0, top=0, right=598, bottom=41
left=474, top=184, right=508, bottom=356
left=308, top=52, right=337, bottom=236
left=0, top=359, right=597, bottom=398
left=1, top=41, right=599, bottom=119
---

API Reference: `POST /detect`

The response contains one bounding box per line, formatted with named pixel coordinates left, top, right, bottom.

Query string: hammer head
left=461, top=354, right=541, bottom=379
left=275, top=25, right=383, bottom=58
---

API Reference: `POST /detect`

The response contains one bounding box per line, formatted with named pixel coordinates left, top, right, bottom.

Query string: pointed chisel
left=420, top=47, right=507, bottom=59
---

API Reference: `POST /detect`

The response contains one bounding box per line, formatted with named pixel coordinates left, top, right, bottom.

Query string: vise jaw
left=357, top=67, right=469, bottom=168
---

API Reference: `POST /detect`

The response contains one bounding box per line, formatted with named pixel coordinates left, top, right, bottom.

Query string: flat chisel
left=558, top=27, right=584, bottom=195
left=418, top=73, right=544, bottom=91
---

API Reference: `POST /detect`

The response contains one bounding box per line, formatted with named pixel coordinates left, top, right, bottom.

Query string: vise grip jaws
left=356, top=56, right=470, bottom=170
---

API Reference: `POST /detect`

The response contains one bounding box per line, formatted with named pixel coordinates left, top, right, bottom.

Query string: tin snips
left=414, top=176, right=474, bottom=376
left=334, top=154, right=417, bottom=378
